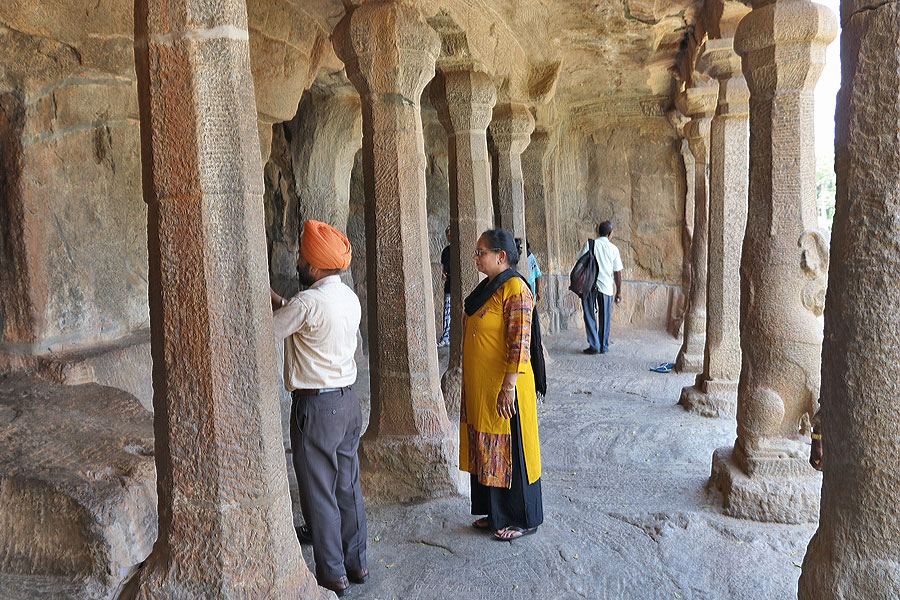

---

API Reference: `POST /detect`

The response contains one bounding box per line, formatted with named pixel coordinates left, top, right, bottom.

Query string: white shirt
left=577, top=237, right=624, bottom=296
left=273, top=275, right=361, bottom=390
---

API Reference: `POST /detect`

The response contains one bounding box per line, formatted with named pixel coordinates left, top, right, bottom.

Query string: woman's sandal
left=472, top=517, right=492, bottom=531
left=494, top=526, right=538, bottom=541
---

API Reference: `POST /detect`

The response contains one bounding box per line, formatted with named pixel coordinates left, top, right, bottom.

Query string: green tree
left=816, top=153, right=836, bottom=232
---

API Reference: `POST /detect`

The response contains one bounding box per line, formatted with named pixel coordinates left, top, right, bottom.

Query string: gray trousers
left=290, top=388, right=367, bottom=581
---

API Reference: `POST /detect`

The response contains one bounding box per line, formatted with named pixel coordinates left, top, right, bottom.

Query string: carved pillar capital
left=681, top=81, right=718, bottom=164
left=431, top=69, right=497, bottom=135
left=489, top=102, right=535, bottom=156
left=333, top=0, right=440, bottom=102
left=735, top=0, right=838, bottom=96
left=697, top=38, right=750, bottom=118
left=525, top=128, right=553, bottom=159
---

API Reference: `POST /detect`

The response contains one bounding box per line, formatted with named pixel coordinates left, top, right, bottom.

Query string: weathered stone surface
left=132, top=0, right=314, bottom=596
left=800, top=4, right=900, bottom=598
left=334, top=0, right=462, bottom=502
left=556, top=117, right=686, bottom=287
left=709, top=0, right=837, bottom=524
left=710, top=447, right=820, bottom=524
left=0, top=330, right=153, bottom=411
left=679, top=39, right=749, bottom=419
left=675, top=80, right=717, bottom=374
left=0, top=374, right=156, bottom=598
left=432, top=68, right=496, bottom=418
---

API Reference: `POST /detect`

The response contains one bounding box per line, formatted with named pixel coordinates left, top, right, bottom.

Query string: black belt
left=292, top=386, right=351, bottom=397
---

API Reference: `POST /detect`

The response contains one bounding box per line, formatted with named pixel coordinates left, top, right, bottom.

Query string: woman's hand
left=497, top=387, right=517, bottom=419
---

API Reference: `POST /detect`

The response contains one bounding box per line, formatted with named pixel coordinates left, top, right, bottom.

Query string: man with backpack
left=574, top=221, right=623, bottom=354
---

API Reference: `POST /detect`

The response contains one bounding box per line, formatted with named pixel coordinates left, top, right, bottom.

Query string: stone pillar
left=799, top=3, right=900, bottom=596
left=523, top=129, right=555, bottom=266
left=489, top=102, right=535, bottom=277
left=431, top=68, right=496, bottom=418
left=132, top=0, right=316, bottom=596
left=679, top=40, right=749, bottom=418
left=675, top=81, right=718, bottom=373
left=709, top=0, right=836, bottom=524
left=333, top=0, right=461, bottom=503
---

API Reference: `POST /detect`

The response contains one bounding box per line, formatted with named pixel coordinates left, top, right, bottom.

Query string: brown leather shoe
left=347, top=568, right=369, bottom=584
left=317, top=576, right=350, bottom=597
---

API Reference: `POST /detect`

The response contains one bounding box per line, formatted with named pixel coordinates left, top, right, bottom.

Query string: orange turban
left=301, top=220, right=352, bottom=270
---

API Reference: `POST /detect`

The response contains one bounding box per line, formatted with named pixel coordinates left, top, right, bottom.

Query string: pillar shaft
left=132, top=0, right=311, bottom=596
left=431, top=69, right=496, bottom=417
left=490, top=102, right=534, bottom=278
left=675, top=82, right=717, bottom=373
left=800, top=2, right=900, bottom=596
left=680, top=40, right=749, bottom=418
left=709, top=0, right=836, bottom=524
left=333, top=0, right=460, bottom=503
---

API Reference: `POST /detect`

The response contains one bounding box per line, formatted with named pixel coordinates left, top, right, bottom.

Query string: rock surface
left=0, top=375, right=156, bottom=600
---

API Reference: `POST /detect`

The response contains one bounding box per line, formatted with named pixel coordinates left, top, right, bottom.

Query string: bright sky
left=814, top=0, right=841, bottom=159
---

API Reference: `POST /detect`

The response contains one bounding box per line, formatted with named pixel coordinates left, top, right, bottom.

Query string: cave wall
left=556, top=116, right=686, bottom=331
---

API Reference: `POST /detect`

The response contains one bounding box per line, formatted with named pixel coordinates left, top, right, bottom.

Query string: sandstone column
left=431, top=68, right=496, bottom=417
left=674, top=81, right=717, bottom=373
left=132, top=0, right=315, bottom=596
left=709, top=0, right=836, bottom=524
left=333, top=0, right=461, bottom=503
left=523, top=129, right=556, bottom=267
left=800, top=3, right=900, bottom=597
left=680, top=40, right=749, bottom=418
left=490, top=102, right=535, bottom=278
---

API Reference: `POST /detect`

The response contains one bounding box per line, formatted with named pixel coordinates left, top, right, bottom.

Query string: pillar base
left=360, top=433, right=465, bottom=505
left=709, top=446, right=821, bottom=524
left=678, top=379, right=737, bottom=418
left=675, top=345, right=705, bottom=373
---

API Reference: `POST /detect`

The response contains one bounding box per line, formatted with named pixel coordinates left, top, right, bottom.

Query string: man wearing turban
left=270, top=220, right=367, bottom=597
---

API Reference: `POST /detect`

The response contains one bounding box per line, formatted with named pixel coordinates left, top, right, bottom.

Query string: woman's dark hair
left=481, top=228, right=520, bottom=266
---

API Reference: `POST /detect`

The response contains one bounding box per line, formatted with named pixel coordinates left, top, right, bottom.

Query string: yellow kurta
left=460, top=276, right=542, bottom=487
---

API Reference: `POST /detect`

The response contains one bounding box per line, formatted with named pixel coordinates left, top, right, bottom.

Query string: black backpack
left=569, top=239, right=598, bottom=298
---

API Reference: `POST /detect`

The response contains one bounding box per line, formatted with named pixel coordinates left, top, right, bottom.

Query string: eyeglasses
left=473, top=248, right=501, bottom=258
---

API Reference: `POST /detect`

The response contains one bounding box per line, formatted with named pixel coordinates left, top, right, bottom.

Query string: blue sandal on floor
left=649, top=362, right=674, bottom=373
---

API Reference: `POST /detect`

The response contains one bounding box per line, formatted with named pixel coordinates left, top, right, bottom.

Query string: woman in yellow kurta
left=460, top=228, right=543, bottom=541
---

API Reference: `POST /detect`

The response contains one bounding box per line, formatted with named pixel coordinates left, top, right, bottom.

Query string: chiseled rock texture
left=0, top=374, right=156, bottom=599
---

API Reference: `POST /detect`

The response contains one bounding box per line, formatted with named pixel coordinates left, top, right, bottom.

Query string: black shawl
left=464, top=269, right=548, bottom=397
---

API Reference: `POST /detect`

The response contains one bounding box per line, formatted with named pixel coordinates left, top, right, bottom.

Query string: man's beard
left=297, top=264, right=316, bottom=287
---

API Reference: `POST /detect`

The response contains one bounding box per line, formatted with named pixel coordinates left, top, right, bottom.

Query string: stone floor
left=319, top=328, right=817, bottom=600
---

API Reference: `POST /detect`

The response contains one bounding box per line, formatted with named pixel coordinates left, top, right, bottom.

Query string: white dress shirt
left=273, top=275, right=361, bottom=391
left=577, top=237, right=624, bottom=296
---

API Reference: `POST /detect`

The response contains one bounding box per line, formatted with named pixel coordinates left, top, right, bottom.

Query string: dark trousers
left=582, top=288, right=613, bottom=352
left=471, top=395, right=543, bottom=530
left=290, top=388, right=367, bottom=582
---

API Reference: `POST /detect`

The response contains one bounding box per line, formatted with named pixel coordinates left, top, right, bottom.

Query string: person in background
left=576, top=220, right=623, bottom=355
left=270, top=220, right=368, bottom=598
left=461, top=229, right=543, bottom=541
left=515, top=238, right=543, bottom=305
left=438, top=225, right=452, bottom=349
